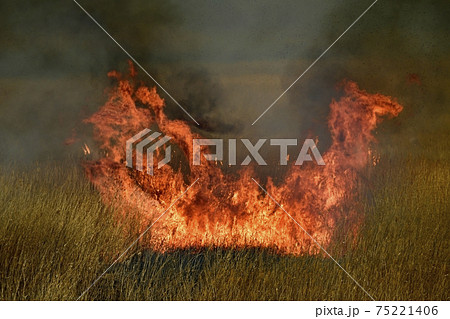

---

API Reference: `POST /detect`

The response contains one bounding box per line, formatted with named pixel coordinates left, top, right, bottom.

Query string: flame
left=83, top=65, right=403, bottom=255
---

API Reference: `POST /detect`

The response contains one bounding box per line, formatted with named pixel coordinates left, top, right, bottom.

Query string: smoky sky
left=278, top=0, right=450, bottom=151
left=0, top=0, right=448, bottom=163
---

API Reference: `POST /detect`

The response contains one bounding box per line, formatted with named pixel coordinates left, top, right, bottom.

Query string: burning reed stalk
left=0, top=150, right=448, bottom=300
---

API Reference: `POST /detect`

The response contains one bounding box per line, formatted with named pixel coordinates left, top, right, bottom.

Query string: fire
left=83, top=64, right=403, bottom=255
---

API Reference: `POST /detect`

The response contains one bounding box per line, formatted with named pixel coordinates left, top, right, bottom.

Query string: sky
left=0, top=0, right=448, bottom=163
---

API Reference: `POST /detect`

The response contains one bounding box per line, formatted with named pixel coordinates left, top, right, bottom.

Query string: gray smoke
left=0, top=0, right=448, bottom=164
left=281, top=0, right=449, bottom=152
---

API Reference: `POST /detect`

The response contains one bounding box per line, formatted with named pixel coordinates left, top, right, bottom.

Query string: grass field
left=0, top=139, right=448, bottom=300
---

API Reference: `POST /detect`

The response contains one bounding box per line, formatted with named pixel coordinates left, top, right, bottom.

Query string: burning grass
left=0, top=150, right=448, bottom=300
left=82, top=67, right=403, bottom=255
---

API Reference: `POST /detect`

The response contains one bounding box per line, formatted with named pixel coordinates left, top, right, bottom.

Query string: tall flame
left=83, top=64, right=403, bottom=255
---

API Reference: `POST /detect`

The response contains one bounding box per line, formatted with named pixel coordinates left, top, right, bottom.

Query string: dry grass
left=0, top=147, right=448, bottom=300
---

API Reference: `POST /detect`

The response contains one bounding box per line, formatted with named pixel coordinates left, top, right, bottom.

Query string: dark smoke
left=0, top=0, right=448, bottom=164
left=0, top=0, right=226, bottom=163
left=281, top=0, right=450, bottom=154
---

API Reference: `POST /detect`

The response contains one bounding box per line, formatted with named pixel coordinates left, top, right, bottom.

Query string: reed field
left=0, top=136, right=448, bottom=301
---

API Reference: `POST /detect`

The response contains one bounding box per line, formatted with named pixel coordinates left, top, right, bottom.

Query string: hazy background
left=0, top=0, right=448, bottom=163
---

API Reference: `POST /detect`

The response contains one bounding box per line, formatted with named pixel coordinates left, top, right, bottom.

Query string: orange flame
left=83, top=66, right=403, bottom=255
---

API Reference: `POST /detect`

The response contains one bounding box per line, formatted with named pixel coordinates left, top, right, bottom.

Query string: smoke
left=281, top=0, right=450, bottom=153
left=1, top=0, right=448, bottom=164
left=0, top=0, right=226, bottom=163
